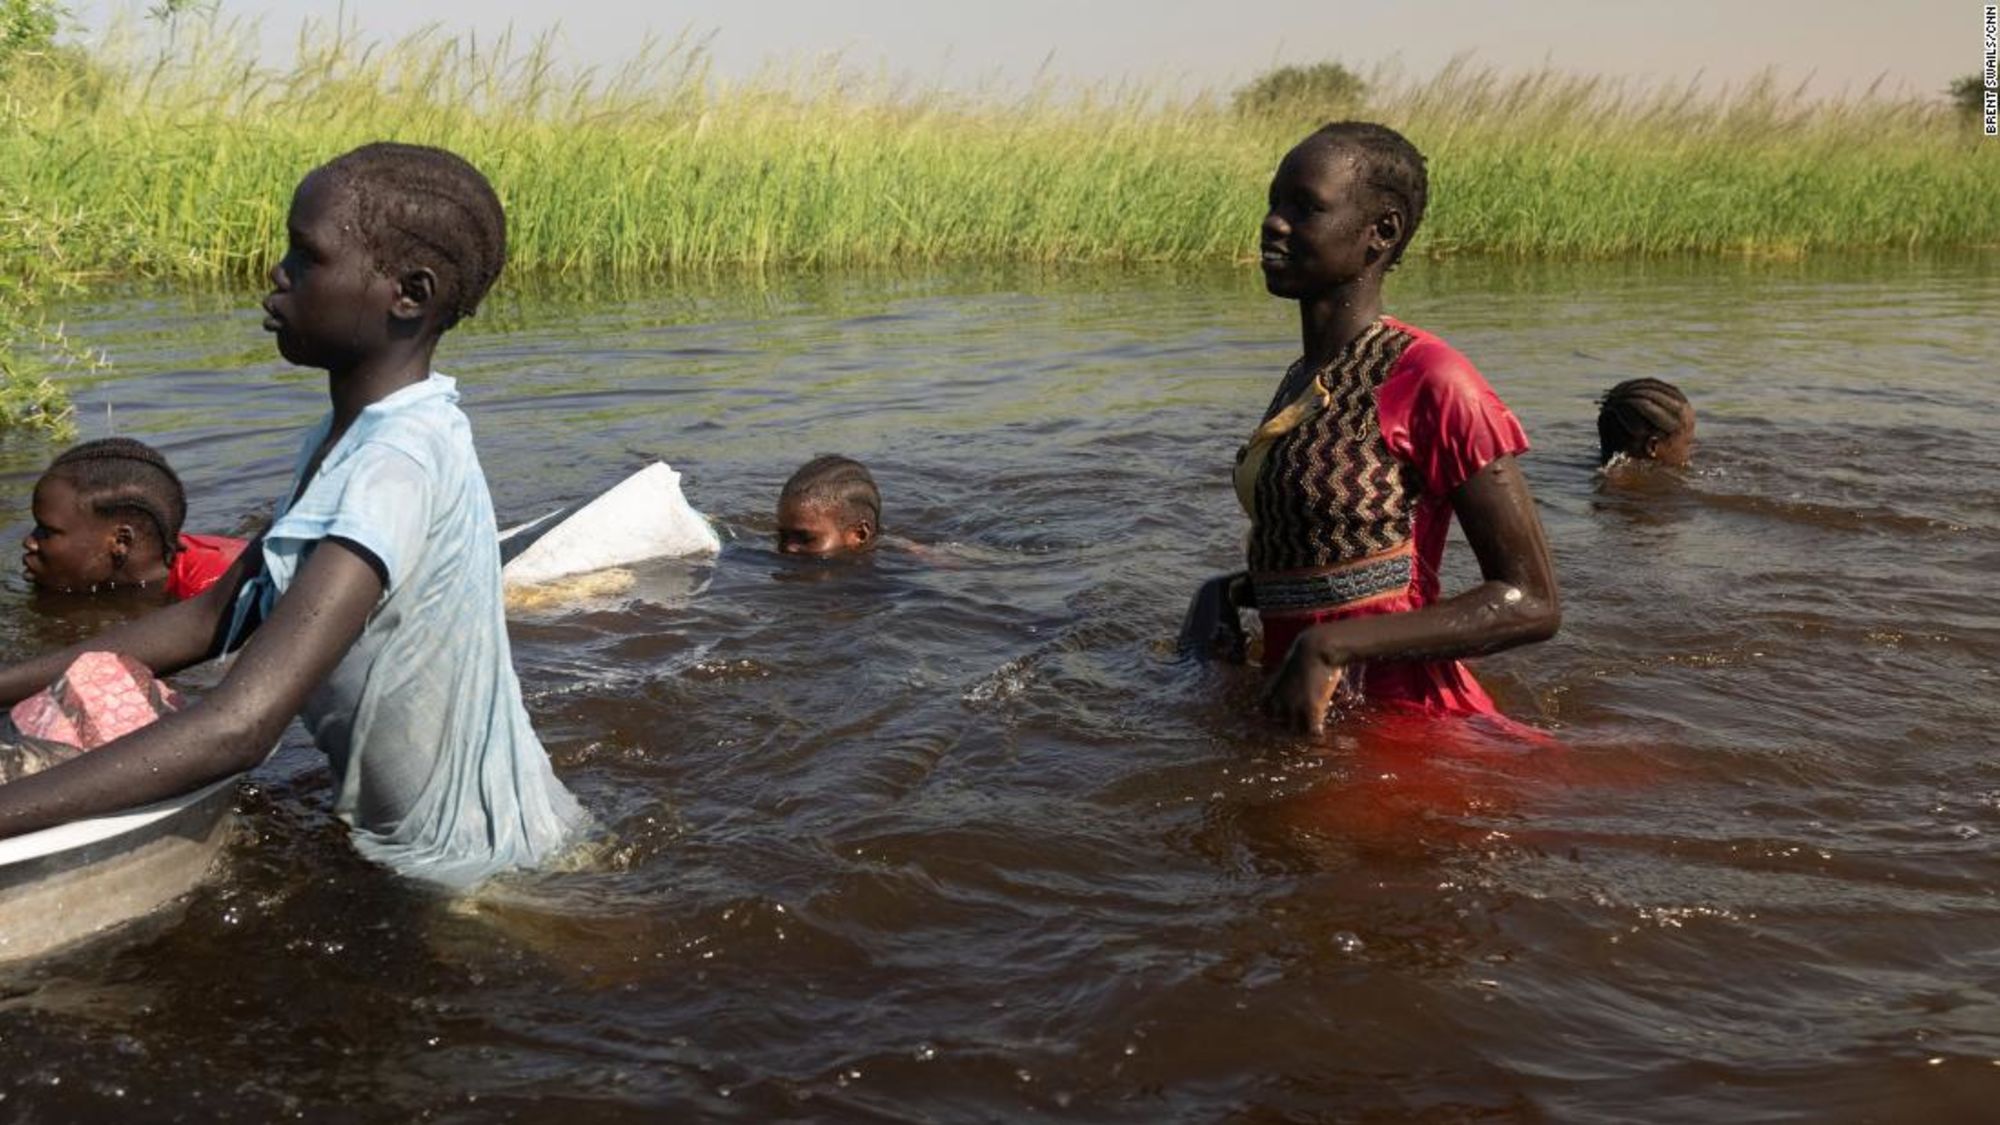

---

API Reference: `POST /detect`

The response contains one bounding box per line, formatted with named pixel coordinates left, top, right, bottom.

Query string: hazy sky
left=73, top=0, right=1979, bottom=99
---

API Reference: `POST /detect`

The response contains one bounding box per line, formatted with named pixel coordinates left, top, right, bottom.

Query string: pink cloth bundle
left=10, top=652, right=182, bottom=751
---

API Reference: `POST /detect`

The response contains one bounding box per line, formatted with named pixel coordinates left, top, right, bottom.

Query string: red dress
left=1236, top=316, right=1529, bottom=717
left=164, top=533, right=248, bottom=601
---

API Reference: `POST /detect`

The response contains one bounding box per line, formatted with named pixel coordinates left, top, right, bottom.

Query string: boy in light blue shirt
left=0, top=143, right=586, bottom=888
left=232, top=371, right=586, bottom=885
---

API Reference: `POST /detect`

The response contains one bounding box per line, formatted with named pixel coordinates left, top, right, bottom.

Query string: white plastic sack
left=500, top=462, right=720, bottom=587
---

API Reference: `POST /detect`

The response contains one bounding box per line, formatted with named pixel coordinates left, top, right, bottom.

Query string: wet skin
left=1602, top=402, right=1697, bottom=469
left=1647, top=405, right=1697, bottom=467
left=776, top=497, right=875, bottom=558
left=1186, top=134, right=1561, bottom=733
left=20, top=475, right=170, bottom=595
left=0, top=170, right=444, bottom=838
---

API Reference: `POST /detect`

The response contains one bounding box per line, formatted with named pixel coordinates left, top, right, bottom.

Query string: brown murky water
left=0, top=256, right=1996, bottom=1121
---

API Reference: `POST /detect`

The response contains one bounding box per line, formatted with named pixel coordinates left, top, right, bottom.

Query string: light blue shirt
left=227, top=374, right=587, bottom=887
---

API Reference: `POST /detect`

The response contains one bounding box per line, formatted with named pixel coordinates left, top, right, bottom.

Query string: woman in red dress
left=1183, top=122, right=1561, bottom=733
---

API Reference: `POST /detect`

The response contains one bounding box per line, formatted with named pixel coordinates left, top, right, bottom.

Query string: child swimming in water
left=776, top=455, right=880, bottom=558
left=21, top=438, right=246, bottom=600
left=1182, top=121, right=1561, bottom=733
left=1597, top=378, right=1695, bottom=467
left=0, top=142, right=586, bottom=886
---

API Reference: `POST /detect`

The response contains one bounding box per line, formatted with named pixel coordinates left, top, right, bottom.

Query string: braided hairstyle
left=781, top=455, right=881, bottom=531
left=316, top=142, right=508, bottom=330
left=1597, top=378, right=1692, bottom=465
left=45, top=438, right=187, bottom=561
left=1307, top=121, right=1429, bottom=270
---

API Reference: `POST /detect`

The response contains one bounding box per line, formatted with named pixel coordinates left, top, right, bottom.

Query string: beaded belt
left=1253, top=553, right=1413, bottom=615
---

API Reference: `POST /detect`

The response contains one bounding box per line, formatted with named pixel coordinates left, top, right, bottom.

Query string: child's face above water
left=776, top=498, right=871, bottom=558
left=263, top=173, right=396, bottom=370
left=21, top=476, right=120, bottom=592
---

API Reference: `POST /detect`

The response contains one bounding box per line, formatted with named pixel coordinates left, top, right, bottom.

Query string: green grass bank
left=6, top=23, right=1997, bottom=281
left=1, top=19, right=1995, bottom=432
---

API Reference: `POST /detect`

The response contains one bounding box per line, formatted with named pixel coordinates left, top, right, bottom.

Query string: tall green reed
left=0, top=197, right=89, bottom=438
left=4, top=21, right=1990, bottom=291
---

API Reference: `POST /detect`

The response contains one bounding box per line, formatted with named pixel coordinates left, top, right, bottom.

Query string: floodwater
left=0, top=255, right=1996, bottom=1121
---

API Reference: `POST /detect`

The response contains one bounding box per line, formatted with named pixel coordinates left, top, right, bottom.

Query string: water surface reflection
left=0, top=256, right=1996, bottom=1120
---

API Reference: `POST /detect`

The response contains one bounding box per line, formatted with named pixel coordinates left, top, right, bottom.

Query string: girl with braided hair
left=21, top=438, right=247, bottom=600
left=1181, top=122, right=1561, bottom=732
left=1597, top=377, right=1695, bottom=467
left=0, top=143, right=585, bottom=886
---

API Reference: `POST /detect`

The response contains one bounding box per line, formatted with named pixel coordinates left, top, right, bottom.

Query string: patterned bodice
left=1244, top=319, right=1423, bottom=573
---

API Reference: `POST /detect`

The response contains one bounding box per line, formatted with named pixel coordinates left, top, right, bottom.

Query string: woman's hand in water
left=1263, top=633, right=1348, bottom=733
left=1178, top=573, right=1249, bottom=662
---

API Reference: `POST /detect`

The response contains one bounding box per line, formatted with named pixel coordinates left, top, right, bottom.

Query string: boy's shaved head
left=781, top=455, right=881, bottom=531
left=317, top=142, right=507, bottom=328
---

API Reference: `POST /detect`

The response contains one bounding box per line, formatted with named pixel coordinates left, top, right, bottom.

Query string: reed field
left=5, top=19, right=1996, bottom=280
left=0, top=14, right=1994, bottom=430
left=0, top=197, right=92, bottom=437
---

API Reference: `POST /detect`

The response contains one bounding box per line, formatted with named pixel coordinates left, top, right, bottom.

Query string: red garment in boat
left=1255, top=317, right=1529, bottom=717
left=10, top=652, right=182, bottom=750
left=165, top=533, right=247, bottom=601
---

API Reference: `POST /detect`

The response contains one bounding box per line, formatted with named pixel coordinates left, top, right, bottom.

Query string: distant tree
left=1233, top=62, right=1368, bottom=117
left=0, top=0, right=62, bottom=73
left=1947, top=73, right=1987, bottom=118
left=0, top=0, right=106, bottom=104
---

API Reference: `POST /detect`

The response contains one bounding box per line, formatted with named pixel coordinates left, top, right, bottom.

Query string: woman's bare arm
left=0, top=549, right=263, bottom=707
left=0, top=541, right=382, bottom=837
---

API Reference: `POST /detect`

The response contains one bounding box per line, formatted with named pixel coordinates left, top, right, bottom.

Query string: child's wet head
left=1597, top=378, right=1695, bottom=468
left=776, top=497, right=857, bottom=557
left=21, top=439, right=185, bottom=594
left=1261, top=122, right=1428, bottom=297
left=776, top=456, right=880, bottom=558
left=263, top=172, right=384, bottom=368
left=23, top=474, right=113, bottom=592
left=264, top=143, right=507, bottom=366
